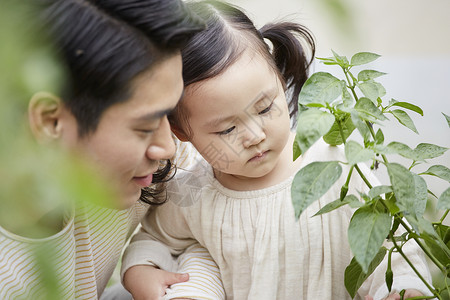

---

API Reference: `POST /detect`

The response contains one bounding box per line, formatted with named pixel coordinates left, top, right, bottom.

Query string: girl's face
left=181, top=50, right=291, bottom=181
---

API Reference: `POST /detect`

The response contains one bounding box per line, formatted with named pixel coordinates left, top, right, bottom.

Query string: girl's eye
left=216, top=126, right=235, bottom=135
left=258, top=102, right=273, bottom=115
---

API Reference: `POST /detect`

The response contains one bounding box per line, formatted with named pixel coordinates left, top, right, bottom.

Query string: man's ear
left=28, top=92, right=64, bottom=143
left=171, top=123, right=190, bottom=142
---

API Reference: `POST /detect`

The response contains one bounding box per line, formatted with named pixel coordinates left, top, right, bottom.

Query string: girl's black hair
left=40, top=0, right=205, bottom=204
left=171, top=0, right=315, bottom=134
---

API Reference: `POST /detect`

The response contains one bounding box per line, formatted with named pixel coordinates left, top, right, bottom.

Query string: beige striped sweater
left=1, top=195, right=224, bottom=299
left=0, top=201, right=148, bottom=299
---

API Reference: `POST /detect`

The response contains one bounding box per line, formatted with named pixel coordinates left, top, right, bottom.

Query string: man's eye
left=216, top=126, right=235, bottom=135
left=137, top=128, right=155, bottom=135
left=259, top=102, right=273, bottom=115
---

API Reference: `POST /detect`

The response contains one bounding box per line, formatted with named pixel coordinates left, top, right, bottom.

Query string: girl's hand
left=365, top=289, right=424, bottom=300
left=123, top=265, right=189, bottom=300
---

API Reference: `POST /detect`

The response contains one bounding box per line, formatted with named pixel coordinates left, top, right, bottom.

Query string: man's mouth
left=133, top=173, right=154, bottom=188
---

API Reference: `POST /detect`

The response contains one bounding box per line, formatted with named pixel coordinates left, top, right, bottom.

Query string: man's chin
left=115, top=188, right=141, bottom=210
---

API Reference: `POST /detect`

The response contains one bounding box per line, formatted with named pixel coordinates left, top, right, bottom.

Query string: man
left=0, top=0, right=207, bottom=299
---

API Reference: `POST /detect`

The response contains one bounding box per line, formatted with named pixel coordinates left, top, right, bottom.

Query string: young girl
left=121, top=1, right=432, bottom=299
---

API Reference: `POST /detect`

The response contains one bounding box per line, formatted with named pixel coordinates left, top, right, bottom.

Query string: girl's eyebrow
left=253, top=87, right=278, bottom=106
left=253, top=92, right=270, bottom=107
left=204, top=87, right=278, bottom=129
left=204, top=115, right=235, bottom=129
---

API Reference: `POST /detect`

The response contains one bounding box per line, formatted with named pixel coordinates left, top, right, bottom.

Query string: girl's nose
left=243, top=123, right=266, bottom=148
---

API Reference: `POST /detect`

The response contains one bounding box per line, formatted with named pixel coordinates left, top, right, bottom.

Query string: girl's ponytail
left=259, top=22, right=315, bottom=121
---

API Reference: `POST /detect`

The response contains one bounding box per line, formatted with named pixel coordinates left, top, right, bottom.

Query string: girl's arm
left=121, top=186, right=224, bottom=299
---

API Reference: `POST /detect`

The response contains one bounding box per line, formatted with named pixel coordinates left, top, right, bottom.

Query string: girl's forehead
left=183, top=60, right=281, bottom=119
left=190, top=52, right=274, bottom=89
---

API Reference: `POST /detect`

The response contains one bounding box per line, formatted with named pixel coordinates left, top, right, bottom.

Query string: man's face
left=60, top=55, right=183, bottom=208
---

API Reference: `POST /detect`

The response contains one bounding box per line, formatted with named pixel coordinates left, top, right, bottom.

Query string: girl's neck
left=213, top=132, right=302, bottom=191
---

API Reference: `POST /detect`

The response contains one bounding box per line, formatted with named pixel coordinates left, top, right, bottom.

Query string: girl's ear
left=28, top=92, right=64, bottom=143
left=171, top=123, right=190, bottom=142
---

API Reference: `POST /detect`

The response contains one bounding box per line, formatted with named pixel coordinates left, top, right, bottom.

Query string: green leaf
left=358, top=70, right=387, bottom=82
left=316, top=56, right=337, bottom=63
left=421, top=223, right=450, bottom=267
left=351, top=111, right=371, bottom=142
left=332, top=49, right=349, bottom=66
left=306, top=103, right=326, bottom=108
left=322, top=61, right=341, bottom=66
left=368, top=185, right=393, bottom=199
left=414, top=143, right=448, bottom=160
left=314, top=195, right=360, bottom=216
left=437, top=187, right=450, bottom=210
left=384, top=192, right=400, bottom=215
left=348, top=206, right=391, bottom=273
left=387, top=163, right=417, bottom=216
left=295, top=108, right=335, bottom=154
left=391, top=109, right=418, bottom=134
left=291, top=161, right=342, bottom=219
left=380, top=142, right=417, bottom=160
left=299, top=72, right=345, bottom=106
left=323, top=114, right=355, bottom=146
left=412, top=173, right=427, bottom=217
left=350, top=52, right=381, bottom=66
left=345, top=140, right=375, bottom=165
left=342, top=88, right=354, bottom=103
left=443, top=112, right=450, bottom=128
left=336, top=89, right=355, bottom=112
left=354, top=97, right=388, bottom=122
left=375, top=129, right=384, bottom=145
left=380, top=141, right=447, bottom=161
left=293, top=139, right=301, bottom=161
left=344, top=247, right=387, bottom=298
left=420, top=165, right=450, bottom=182
left=359, top=81, right=386, bottom=103
left=391, top=101, right=423, bottom=116
left=437, top=224, right=450, bottom=245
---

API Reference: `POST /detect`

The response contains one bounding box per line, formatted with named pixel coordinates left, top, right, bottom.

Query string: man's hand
left=123, top=265, right=189, bottom=300
left=365, top=289, right=424, bottom=300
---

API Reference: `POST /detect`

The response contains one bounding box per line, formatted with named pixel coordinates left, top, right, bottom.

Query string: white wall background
left=227, top=0, right=450, bottom=203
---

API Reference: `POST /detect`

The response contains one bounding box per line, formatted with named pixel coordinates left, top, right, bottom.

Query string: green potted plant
left=292, top=50, right=450, bottom=299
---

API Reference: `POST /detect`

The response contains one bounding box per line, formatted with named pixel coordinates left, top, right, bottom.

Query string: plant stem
left=340, top=166, right=354, bottom=200
left=343, top=69, right=359, bottom=103
left=390, top=232, right=440, bottom=299
left=408, top=160, right=420, bottom=170
left=427, top=189, right=438, bottom=199
left=397, top=218, right=446, bottom=272
left=345, top=78, right=358, bottom=102
left=344, top=166, right=354, bottom=187
left=353, top=165, right=372, bottom=189
left=439, top=210, right=449, bottom=224
left=336, top=117, right=374, bottom=191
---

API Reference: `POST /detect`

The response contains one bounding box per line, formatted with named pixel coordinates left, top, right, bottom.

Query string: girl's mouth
left=248, top=150, right=269, bottom=163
